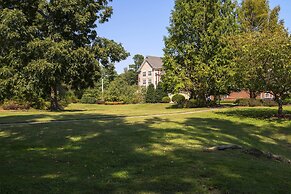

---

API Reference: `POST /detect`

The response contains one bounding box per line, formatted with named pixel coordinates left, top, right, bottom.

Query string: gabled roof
left=138, top=56, right=163, bottom=72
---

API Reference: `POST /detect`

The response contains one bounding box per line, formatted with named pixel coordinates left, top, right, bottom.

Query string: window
left=148, top=79, right=152, bottom=85
left=148, top=71, right=152, bottom=76
left=143, top=71, right=146, bottom=77
left=143, top=79, right=146, bottom=85
left=265, top=93, right=270, bottom=98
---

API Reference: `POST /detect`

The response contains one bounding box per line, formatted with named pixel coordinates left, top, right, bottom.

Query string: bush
left=262, top=99, right=277, bottom=107
left=105, top=77, right=143, bottom=104
left=283, top=98, right=291, bottom=105
left=220, top=100, right=236, bottom=104
left=2, top=100, right=30, bottom=110
left=172, top=94, right=186, bottom=107
left=155, top=82, right=168, bottom=103
left=65, top=91, right=79, bottom=104
left=248, top=99, right=262, bottom=107
left=162, top=96, right=171, bottom=103
left=184, top=99, right=197, bottom=108
left=235, top=99, right=255, bottom=106
left=184, top=99, right=210, bottom=108
left=80, top=95, right=97, bottom=104
left=235, top=98, right=262, bottom=107
left=30, top=98, right=47, bottom=110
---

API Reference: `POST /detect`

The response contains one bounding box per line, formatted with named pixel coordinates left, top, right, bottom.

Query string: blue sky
left=98, top=0, right=291, bottom=73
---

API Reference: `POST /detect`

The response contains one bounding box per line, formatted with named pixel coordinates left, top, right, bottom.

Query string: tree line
left=163, top=0, right=291, bottom=116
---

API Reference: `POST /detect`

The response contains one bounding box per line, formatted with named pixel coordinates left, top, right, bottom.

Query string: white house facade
left=138, top=56, right=163, bottom=88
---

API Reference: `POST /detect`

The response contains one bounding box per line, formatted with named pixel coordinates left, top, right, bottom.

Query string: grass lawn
left=0, top=104, right=291, bottom=193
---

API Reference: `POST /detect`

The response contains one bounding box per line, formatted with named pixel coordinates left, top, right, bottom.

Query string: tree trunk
left=249, top=91, right=257, bottom=99
left=277, top=97, right=283, bottom=117
left=50, top=85, right=60, bottom=111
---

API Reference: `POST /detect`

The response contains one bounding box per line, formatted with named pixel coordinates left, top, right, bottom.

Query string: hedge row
left=234, top=98, right=280, bottom=107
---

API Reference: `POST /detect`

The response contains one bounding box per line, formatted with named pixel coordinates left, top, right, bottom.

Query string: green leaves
left=0, top=0, right=128, bottom=110
left=164, top=0, right=237, bottom=99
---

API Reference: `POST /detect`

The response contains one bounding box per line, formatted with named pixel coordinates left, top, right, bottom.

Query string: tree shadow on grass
left=0, top=114, right=291, bottom=193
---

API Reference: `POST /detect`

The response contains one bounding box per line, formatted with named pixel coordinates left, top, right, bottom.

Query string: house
left=138, top=56, right=163, bottom=88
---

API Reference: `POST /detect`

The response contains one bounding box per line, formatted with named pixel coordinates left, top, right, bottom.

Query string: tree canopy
left=163, top=0, right=238, bottom=101
left=0, top=0, right=129, bottom=110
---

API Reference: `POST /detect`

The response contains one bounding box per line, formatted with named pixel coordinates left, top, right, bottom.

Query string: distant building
left=222, top=91, right=274, bottom=101
left=138, top=56, right=163, bottom=88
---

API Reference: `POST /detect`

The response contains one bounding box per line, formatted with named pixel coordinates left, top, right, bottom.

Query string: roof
left=138, top=56, right=163, bottom=72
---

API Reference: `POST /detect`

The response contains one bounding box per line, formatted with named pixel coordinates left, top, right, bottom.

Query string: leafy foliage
left=230, top=30, right=291, bottom=114
left=0, top=0, right=128, bottom=110
left=163, top=0, right=238, bottom=101
left=129, top=54, right=144, bottom=72
left=155, top=82, right=168, bottom=103
left=172, top=94, right=186, bottom=107
left=105, top=76, right=143, bottom=104
left=162, top=96, right=171, bottom=103
left=145, top=84, right=156, bottom=103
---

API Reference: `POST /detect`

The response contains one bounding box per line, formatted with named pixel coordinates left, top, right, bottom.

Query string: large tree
left=163, top=0, right=238, bottom=102
left=236, top=0, right=283, bottom=98
left=230, top=30, right=291, bottom=116
left=0, top=0, right=129, bottom=110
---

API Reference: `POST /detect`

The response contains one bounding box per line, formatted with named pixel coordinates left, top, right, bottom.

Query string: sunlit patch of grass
left=0, top=131, right=11, bottom=138
left=67, top=133, right=99, bottom=142
left=41, top=174, right=61, bottom=179
left=112, top=171, right=129, bottom=179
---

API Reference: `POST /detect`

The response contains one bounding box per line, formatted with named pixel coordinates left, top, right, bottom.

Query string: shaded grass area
left=0, top=105, right=291, bottom=193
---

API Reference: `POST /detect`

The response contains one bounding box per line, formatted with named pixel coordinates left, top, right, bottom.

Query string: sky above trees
left=98, top=0, right=291, bottom=73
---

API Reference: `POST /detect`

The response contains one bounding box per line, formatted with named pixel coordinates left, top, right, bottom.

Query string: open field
left=0, top=104, right=291, bottom=193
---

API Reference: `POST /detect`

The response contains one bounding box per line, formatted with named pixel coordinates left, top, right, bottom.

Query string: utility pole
left=101, top=78, right=104, bottom=101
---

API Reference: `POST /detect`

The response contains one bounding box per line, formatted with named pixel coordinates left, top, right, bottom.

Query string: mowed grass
left=0, top=103, right=206, bottom=124
left=0, top=104, right=291, bottom=193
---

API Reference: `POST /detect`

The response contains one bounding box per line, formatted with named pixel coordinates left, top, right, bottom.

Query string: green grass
left=0, top=104, right=291, bottom=193
left=0, top=103, right=206, bottom=124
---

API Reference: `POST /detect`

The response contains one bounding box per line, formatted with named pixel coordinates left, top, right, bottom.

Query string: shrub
left=262, top=99, right=277, bottom=107
left=105, top=77, right=142, bottom=104
left=235, top=98, right=262, bottom=107
left=172, top=94, right=186, bottom=107
left=184, top=99, right=197, bottom=108
left=155, top=82, right=168, bottom=103
left=184, top=99, right=210, bottom=108
left=248, top=99, right=262, bottom=107
left=208, top=100, right=217, bottom=107
left=65, top=91, right=79, bottom=104
left=220, top=100, right=236, bottom=104
left=80, top=95, right=97, bottom=104
left=283, top=98, right=291, bottom=105
left=2, top=100, right=30, bottom=110
left=30, top=98, right=47, bottom=110
left=162, top=96, right=171, bottom=103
